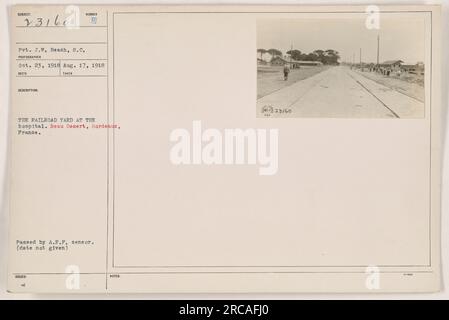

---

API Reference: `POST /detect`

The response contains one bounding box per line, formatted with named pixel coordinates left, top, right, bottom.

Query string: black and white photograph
left=257, top=17, right=427, bottom=118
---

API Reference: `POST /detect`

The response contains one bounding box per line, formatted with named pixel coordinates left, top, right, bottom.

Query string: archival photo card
left=7, top=5, right=441, bottom=293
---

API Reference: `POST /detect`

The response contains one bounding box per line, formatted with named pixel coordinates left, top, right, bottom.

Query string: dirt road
left=257, top=66, right=425, bottom=118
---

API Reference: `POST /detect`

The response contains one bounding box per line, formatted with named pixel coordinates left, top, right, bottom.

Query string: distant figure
left=283, top=64, right=290, bottom=81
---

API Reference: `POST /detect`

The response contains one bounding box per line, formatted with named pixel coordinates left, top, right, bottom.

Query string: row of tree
left=257, top=48, right=341, bottom=65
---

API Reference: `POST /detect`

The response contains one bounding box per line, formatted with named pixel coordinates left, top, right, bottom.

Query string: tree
left=267, top=48, right=282, bottom=58
left=312, top=50, right=326, bottom=64
left=304, top=53, right=318, bottom=61
left=323, top=49, right=340, bottom=65
left=286, top=49, right=302, bottom=61
left=260, top=47, right=340, bottom=65
left=257, top=48, right=268, bottom=60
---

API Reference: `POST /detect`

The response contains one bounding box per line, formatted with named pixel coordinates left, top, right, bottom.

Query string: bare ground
left=257, top=65, right=330, bottom=99
left=354, top=70, right=424, bottom=102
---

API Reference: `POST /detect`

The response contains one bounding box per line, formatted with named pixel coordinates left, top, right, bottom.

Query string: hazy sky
left=257, top=17, right=426, bottom=65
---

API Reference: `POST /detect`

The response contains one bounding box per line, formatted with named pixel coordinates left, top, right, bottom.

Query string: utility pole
left=377, top=35, right=380, bottom=66
left=360, top=47, right=362, bottom=67
left=290, top=44, right=293, bottom=64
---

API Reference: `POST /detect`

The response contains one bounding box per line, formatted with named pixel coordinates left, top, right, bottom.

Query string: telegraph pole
left=376, top=35, right=380, bottom=66
left=359, top=48, right=362, bottom=67
left=290, top=44, right=293, bottom=64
